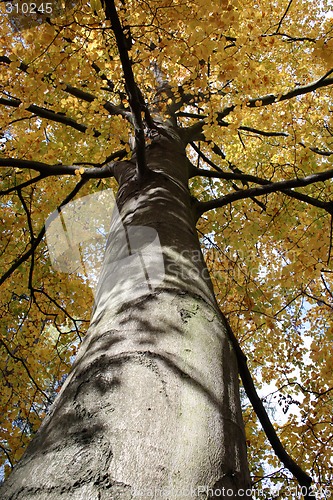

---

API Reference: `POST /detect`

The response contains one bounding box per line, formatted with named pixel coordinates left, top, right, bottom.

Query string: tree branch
left=222, top=315, right=315, bottom=498
left=275, top=0, right=294, bottom=33
left=101, top=0, right=147, bottom=181
left=190, top=143, right=331, bottom=213
left=197, top=169, right=333, bottom=216
left=32, top=288, right=85, bottom=342
left=191, top=162, right=332, bottom=215
left=0, top=55, right=129, bottom=119
left=61, top=84, right=130, bottom=119
left=217, top=74, right=333, bottom=121
left=17, top=189, right=36, bottom=291
left=190, top=143, right=268, bottom=211
left=0, top=157, right=120, bottom=178
left=238, top=125, right=288, bottom=137
left=0, top=445, right=13, bottom=469
left=0, top=337, right=52, bottom=405
left=0, top=174, right=45, bottom=196
left=0, top=97, right=101, bottom=136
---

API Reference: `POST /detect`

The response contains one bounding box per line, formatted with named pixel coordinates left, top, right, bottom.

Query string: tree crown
left=0, top=0, right=332, bottom=493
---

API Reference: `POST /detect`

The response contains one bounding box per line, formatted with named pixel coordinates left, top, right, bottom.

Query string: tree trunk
left=0, top=128, right=251, bottom=498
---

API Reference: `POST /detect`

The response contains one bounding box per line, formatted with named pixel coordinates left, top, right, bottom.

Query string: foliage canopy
left=0, top=0, right=332, bottom=495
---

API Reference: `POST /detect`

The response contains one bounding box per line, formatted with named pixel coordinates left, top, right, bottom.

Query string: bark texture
left=0, top=128, right=251, bottom=498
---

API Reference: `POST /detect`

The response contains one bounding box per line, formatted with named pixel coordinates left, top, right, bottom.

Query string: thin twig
left=275, top=0, right=294, bottom=33
left=0, top=174, right=45, bottom=196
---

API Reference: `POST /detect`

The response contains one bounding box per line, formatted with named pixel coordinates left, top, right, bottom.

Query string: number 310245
left=5, top=3, right=53, bottom=14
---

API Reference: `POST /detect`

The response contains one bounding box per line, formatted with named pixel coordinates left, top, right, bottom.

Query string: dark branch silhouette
left=217, top=74, right=333, bottom=121
left=0, top=55, right=129, bottom=119
left=0, top=157, right=119, bottom=178
left=101, top=0, right=147, bottom=181
left=0, top=174, right=45, bottom=196
left=0, top=96, right=101, bottom=136
left=197, top=169, right=333, bottom=216
left=223, top=316, right=315, bottom=499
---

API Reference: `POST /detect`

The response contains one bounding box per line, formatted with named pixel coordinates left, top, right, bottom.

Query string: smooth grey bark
left=0, top=127, right=251, bottom=499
